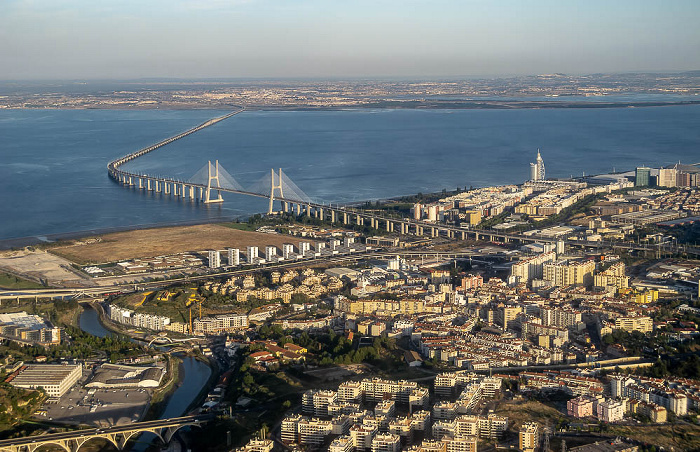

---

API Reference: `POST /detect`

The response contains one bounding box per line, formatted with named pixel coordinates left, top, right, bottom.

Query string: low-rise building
left=6, top=363, right=82, bottom=398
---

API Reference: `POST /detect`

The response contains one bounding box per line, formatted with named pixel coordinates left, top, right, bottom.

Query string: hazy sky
left=2, top=0, right=699, bottom=79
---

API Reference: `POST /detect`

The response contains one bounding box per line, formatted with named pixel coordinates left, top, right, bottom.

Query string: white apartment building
left=510, top=251, right=556, bottom=284
left=247, top=246, right=259, bottom=264
left=371, top=433, right=401, bottom=452
left=228, top=248, right=240, bottom=266
left=597, top=399, right=624, bottom=423
left=329, top=435, right=353, bottom=452
left=193, top=313, right=248, bottom=335
left=208, top=250, right=221, bottom=268
left=350, top=424, right=377, bottom=450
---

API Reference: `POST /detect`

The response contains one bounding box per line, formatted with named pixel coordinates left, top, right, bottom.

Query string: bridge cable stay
left=278, top=169, right=312, bottom=203
left=187, top=161, right=245, bottom=192
left=247, top=169, right=313, bottom=204
left=187, top=160, right=247, bottom=203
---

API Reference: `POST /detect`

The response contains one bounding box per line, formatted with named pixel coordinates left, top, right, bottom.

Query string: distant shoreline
left=2, top=99, right=700, bottom=111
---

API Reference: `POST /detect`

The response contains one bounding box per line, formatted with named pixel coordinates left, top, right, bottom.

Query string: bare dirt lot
left=49, top=224, right=299, bottom=264
left=0, top=250, right=88, bottom=286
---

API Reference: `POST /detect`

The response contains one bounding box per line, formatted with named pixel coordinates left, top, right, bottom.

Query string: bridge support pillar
left=386, top=220, right=393, bottom=232
left=139, top=178, right=143, bottom=189
left=306, top=205, right=311, bottom=217
left=431, top=228, right=437, bottom=238
left=267, top=168, right=284, bottom=214
left=415, top=226, right=423, bottom=236
left=330, top=210, right=336, bottom=223
left=128, top=176, right=133, bottom=186
left=189, top=186, right=195, bottom=200
left=356, top=215, right=363, bottom=226
left=147, top=179, right=152, bottom=191
left=296, top=203, right=301, bottom=216
left=343, top=213, right=349, bottom=225
left=461, top=231, right=466, bottom=240
left=164, top=182, right=170, bottom=195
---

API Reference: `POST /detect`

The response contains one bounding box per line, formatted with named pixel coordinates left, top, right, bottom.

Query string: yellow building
left=463, top=210, right=482, bottom=225
left=518, top=422, right=538, bottom=452
left=336, top=299, right=426, bottom=315
left=630, top=289, right=659, bottom=304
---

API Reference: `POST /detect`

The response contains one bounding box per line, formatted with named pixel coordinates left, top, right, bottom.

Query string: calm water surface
left=2, top=106, right=699, bottom=240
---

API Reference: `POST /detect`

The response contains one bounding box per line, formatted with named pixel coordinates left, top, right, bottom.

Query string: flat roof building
left=7, top=363, right=82, bottom=398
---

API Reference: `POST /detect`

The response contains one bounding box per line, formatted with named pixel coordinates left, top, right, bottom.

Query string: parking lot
left=41, top=385, right=151, bottom=427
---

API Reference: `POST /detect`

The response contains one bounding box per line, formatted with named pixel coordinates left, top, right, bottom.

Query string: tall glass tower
left=536, top=150, right=545, bottom=180
left=530, top=150, right=545, bottom=181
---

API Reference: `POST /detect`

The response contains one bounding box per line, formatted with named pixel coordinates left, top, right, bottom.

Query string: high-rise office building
left=635, top=167, right=651, bottom=186
left=658, top=168, right=678, bottom=187
left=529, top=150, right=545, bottom=181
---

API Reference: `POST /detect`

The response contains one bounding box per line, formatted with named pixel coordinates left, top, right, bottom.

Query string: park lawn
left=220, top=222, right=258, bottom=232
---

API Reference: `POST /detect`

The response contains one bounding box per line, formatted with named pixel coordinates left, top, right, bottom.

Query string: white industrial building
left=8, top=363, right=82, bottom=398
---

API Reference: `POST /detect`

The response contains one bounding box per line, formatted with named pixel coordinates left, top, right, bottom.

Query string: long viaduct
left=0, top=415, right=211, bottom=452
left=106, top=108, right=700, bottom=257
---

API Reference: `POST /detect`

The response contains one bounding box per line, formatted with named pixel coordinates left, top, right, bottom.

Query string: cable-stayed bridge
left=108, top=107, right=315, bottom=214
left=106, top=109, right=700, bottom=256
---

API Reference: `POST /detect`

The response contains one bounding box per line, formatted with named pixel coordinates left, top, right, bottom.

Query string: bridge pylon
left=203, top=160, right=224, bottom=204
left=268, top=168, right=284, bottom=214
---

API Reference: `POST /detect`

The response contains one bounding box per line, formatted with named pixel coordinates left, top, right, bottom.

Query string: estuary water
left=1, top=105, right=699, bottom=242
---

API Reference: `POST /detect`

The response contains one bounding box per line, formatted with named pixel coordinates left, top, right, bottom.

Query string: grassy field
left=495, top=398, right=700, bottom=450
left=48, top=224, right=300, bottom=265
left=0, top=272, right=44, bottom=290
left=607, top=422, right=700, bottom=451
left=220, top=222, right=258, bottom=232
left=494, top=399, right=568, bottom=429
left=0, top=299, right=82, bottom=328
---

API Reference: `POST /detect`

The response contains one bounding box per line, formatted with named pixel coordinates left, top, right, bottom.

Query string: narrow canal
left=79, top=305, right=212, bottom=450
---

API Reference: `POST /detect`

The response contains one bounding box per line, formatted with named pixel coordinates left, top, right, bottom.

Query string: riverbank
left=79, top=303, right=215, bottom=423
left=144, top=354, right=182, bottom=421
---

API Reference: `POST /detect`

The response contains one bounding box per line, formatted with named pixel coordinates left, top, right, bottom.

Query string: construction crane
left=186, top=299, right=194, bottom=334
left=185, top=296, right=203, bottom=334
